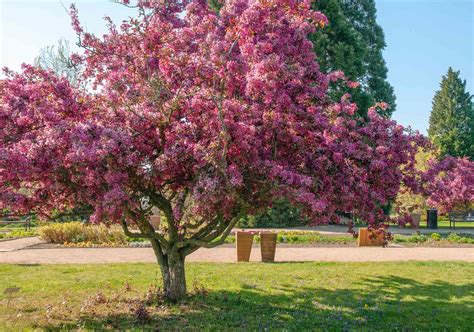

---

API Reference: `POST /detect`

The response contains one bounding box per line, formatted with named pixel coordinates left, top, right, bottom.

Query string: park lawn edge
left=0, top=261, right=473, bottom=330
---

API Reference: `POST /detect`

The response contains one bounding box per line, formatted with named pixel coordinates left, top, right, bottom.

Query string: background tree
left=1, top=0, right=426, bottom=301
left=394, top=149, right=435, bottom=217
left=311, top=0, right=396, bottom=117
left=34, top=39, right=81, bottom=87
left=423, top=156, right=474, bottom=214
left=428, top=68, right=473, bottom=159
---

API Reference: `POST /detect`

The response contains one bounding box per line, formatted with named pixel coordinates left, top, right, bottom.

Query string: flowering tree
left=424, top=157, right=474, bottom=214
left=0, top=0, right=426, bottom=300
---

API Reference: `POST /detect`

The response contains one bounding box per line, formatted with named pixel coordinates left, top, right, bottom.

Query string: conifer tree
left=428, top=68, right=473, bottom=159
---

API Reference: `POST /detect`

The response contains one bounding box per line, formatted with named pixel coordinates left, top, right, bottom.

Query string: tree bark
left=150, top=238, right=187, bottom=301
left=162, top=253, right=187, bottom=302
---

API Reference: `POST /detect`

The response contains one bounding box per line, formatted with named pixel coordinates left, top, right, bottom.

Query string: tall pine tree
left=311, top=0, right=396, bottom=117
left=428, top=68, right=473, bottom=159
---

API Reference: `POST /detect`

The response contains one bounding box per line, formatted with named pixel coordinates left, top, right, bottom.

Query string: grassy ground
left=421, top=219, right=474, bottom=228
left=0, top=229, right=36, bottom=240
left=410, top=215, right=474, bottom=229
left=0, top=262, right=472, bottom=330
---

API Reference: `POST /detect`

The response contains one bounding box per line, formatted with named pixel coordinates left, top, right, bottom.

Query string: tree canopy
left=311, top=0, right=396, bottom=117
left=428, top=67, right=473, bottom=159
left=423, top=156, right=474, bottom=213
left=1, top=0, right=427, bottom=300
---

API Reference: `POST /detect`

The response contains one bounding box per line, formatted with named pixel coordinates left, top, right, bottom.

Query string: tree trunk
left=150, top=239, right=187, bottom=301
left=162, top=254, right=187, bottom=302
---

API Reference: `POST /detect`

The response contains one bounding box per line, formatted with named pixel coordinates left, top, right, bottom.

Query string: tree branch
left=178, top=210, right=246, bottom=254
left=120, top=217, right=149, bottom=238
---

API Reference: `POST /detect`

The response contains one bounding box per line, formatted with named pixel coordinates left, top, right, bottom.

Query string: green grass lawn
left=1, top=262, right=473, bottom=330
left=410, top=215, right=474, bottom=229
left=420, top=219, right=474, bottom=229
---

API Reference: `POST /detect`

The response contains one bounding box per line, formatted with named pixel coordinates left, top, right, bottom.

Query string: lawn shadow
left=37, top=274, right=473, bottom=330
left=15, top=263, right=40, bottom=267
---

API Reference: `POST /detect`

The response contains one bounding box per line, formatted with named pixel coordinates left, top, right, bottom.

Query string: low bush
left=430, top=233, right=441, bottom=241
left=38, top=222, right=127, bottom=245
left=447, top=232, right=474, bottom=244
left=394, top=232, right=474, bottom=245
left=222, top=231, right=355, bottom=245
left=393, top=233, right=428, bottom=243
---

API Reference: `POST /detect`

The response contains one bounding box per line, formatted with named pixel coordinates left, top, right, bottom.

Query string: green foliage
left=208, top=0, right=223, bottom=12
left=224, top=231, right=354, bottom=245
left=393, top=233, right=428, bottom=243
left=446, top=232, right=474, bottom=244
left=126, top=237, right=149, bottom=243
left=311, top=0, right=396, bottom=117
left=428, top=67, right=474, bottom=159
left=277, top=233, right=353, bottom=245
left=238, top=199, right=307, bottom=228
left=394, top=232, right=474, bottom=245
left=430, top=233, right=441, bottom=241
left=0, top=229, right=36, bottom=239
left=394, top=150, right=435, bottom=215
left=38, top=222, right=127, bottom=245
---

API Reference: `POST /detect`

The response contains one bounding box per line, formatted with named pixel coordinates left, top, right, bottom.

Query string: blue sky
left=1, top=0, right=472, bottom=134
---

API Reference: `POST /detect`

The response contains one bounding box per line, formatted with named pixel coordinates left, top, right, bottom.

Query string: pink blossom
left=0, top=0, right=430, bottom=265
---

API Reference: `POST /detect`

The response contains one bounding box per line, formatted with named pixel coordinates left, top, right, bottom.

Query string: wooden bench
left=448, top=210, right=474, bottom=229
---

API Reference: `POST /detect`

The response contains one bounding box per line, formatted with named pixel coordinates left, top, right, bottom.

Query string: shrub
left=445, top=232, right=474, bottom=244
left=38, top=222, right=127, bottom=245
left=238, top=199, right=307, bottom=228
left=393, top=233, right=427, bottom=243
left=447, top=232, right=462, bottom=243
left=430, top=233, right=441, bottom=241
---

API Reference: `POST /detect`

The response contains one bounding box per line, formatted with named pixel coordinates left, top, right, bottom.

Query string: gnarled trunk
left=151, top=238, right=187, bottom=301
left=162, top=254, right=186, bottom=301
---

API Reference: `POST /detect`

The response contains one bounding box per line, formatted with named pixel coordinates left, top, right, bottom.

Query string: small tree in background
left=311, top=0, right=396, bottom=117
left=394, top=149, right=434, bottom=216
left=423, top=157, right=474, bottom=214
left=1, top=0, right=426, bottom=301
left=428, top=68, right=473, bottom=159
left=395, top=152, right=474, bottom=219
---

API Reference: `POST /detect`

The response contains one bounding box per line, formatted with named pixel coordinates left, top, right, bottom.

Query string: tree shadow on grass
left=36, top=275, right=474, bottom=330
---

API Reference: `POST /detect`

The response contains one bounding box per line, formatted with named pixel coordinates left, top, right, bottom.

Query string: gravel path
left=0, top=237, right=45, bottom=252
left=0, top=246, right=473, bottom=264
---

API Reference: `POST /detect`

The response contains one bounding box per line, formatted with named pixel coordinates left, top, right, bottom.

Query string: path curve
left=0, top=246, right=473, bottom=264
left=0, top=237, right=44, bottom=252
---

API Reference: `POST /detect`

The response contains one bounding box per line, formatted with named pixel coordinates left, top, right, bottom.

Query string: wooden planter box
left=357, top=228, right=384, bottom=246
left=236, top=231, right=254, bottom=262
left=260, top=232, right=277, bottom=262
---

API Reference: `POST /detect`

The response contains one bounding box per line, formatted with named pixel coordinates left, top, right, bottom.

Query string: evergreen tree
left=428, top=68, right=473, bottom=159
left=311, top=0, right=396, bottom=117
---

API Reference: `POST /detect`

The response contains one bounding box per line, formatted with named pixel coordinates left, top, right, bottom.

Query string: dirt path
left=0, top=237, right=45, bottom=252
left=0, top=246, right=473, bottom=264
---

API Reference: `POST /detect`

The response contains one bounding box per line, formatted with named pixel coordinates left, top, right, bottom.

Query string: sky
left=0, top=0, right=473, bottom=134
